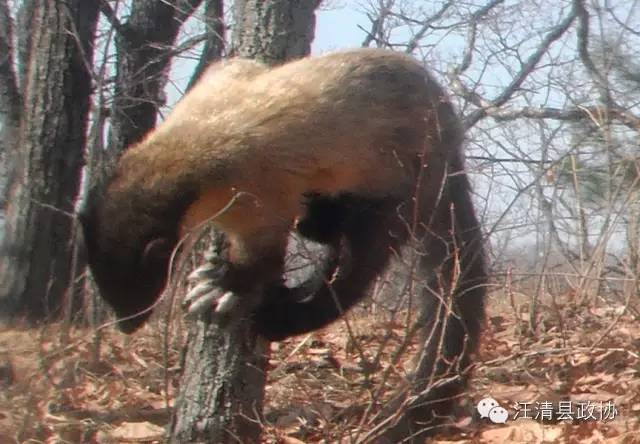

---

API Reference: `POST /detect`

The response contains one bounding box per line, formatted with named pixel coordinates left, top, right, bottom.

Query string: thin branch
left=98, top=0, right=126, bottom=36
left=166, top=33, right=209, bottom=59
left=171, top=0, right=207, bottom=23
left=468, top=155, right=551, bottom=165
left=453, top=4, right=578, bottom=129
left=574, top=0, right=609, bottom=99
left=486, top=105, right=640, bottom=132
left=605, top=0, right=640, bottom=36
left=360, top=0, right=395, bottom=48
left=457, top=0, right=505, bottom=74
left=404, top=0, right=454, bottom=53
left=187, top=0, right=225, bottom=90
left=360, top=15, right=382, bottom=48
left=476, top=10, right=578, bottom=126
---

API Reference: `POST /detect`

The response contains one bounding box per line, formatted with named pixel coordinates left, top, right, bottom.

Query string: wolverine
left=81, top=48, right=486, bottom=360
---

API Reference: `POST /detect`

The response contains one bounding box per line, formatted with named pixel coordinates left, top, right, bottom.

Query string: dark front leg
left=254, top=197, right=406, bottom=341
left=296, top=193, right=350, bottom=244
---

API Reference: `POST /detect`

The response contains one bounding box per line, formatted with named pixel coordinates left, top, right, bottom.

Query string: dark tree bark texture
left=171, top=316, right=270, bottom=443
left=170, top=239, right=270, bottom=443
left=0, top=0, right=99, bottom=322
left=0, top=0, right=21, bottom=207
left=170, top=0, right=320, bottom=441
left=232, top=0, right=321, bottom=65
left=187, top=0, right=225, bottom=90
left=103, top=0, right=204, bottom=160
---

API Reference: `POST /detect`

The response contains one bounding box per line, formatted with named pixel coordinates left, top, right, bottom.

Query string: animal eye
left=142, top=237, right=172, bottom=266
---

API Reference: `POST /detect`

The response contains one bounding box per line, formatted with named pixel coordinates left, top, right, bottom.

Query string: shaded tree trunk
left=171, top=316, right=270, bottom=443
left=0, top=0, right=99, bottom=322
left=100, top=0, right=204, bottom=164
left=187, top=0, right=226, bottom=90
left=169, top=238, right=270, bottom=443
left=170, top=0, right=319, bottom=441
left=0, top=0, right=21, bottom=209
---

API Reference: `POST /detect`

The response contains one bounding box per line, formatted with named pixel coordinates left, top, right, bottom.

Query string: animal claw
left=185, top=289, right=219, bottom=317
left=183, top=280, right=215, bottom=307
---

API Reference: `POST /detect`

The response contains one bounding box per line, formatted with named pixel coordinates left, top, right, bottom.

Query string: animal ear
left=143, top=238, right=172, bottom=266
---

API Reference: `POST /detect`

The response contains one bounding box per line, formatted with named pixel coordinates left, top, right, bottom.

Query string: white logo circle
left=476, top=397, right=499, bottom=419
left=488, top=406, right=509, bottom=424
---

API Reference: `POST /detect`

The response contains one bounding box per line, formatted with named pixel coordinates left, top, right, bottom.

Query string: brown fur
left=83, top=49, right=484, bottom=346
left=82, top=49, right=487, bottom=438
left=84, top=49, right=462, bottom=305
left=115, top=50, right=442, bottom=238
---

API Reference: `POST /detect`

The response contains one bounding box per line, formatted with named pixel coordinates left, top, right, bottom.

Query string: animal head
left=79, top=181, right=190, bottom=333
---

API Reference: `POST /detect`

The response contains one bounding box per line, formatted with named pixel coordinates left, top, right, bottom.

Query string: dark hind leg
left=281, top=193, right=351, bottom=297
left=253, top=196, right=407, bottom=341
left=381, top=156, right=487, bottom=442
left=296, top=193, right=350, bottom=244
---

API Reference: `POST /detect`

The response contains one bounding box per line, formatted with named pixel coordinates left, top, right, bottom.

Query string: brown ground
left=1, top=292, right=639, bottom=443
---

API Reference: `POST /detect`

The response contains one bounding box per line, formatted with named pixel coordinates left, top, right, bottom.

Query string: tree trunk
left=170, top=0, right=319, bottom=441
left=187, top=0, right=225, bottom=90
left=0, top=0, right=99, bottom=322
left=0, top=0, right=21, bottom=209
left=103, top=0, right=204, bottom=161
left=170, top=240, right=270, bottom=443
left=232, top=0, right=321, bottom=64
left=171, top=317, right=270, bottom=443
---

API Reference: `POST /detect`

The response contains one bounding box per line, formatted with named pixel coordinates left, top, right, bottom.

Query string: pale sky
left=165, top=4, right=367, bottom=110
left=313, top=3, right=367, bottom=53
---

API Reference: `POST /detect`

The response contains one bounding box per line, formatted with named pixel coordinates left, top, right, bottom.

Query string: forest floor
left=0, top=291, right=639, bottom=443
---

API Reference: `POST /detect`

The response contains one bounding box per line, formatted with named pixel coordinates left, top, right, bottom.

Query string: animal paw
left=182, top=259, right=240, bottom=318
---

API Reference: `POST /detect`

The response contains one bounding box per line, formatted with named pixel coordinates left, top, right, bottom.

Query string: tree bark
left=0, top=0, right=99, bottom=322
left=170, top=0, right=319, bottom=441
left=0, top=0, right=15, bottom=249
left=0, top=0, right=21, bottom=208
left=104, top=0, right=204, bottom=161
left=170, top=239, right=270, bottom=443
left=187, top=0, right=225, bottom=90
left=171, top=316, right=270, bottom=443
left=232, top=0, right=321, bottom=64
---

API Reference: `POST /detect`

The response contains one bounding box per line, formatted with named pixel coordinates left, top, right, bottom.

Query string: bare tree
left=0, top=0, right=222, bottom=322
left=99, top=0, right=206, bottom=162
left=0, top=0, right=99, bottom=322
left=359, top=0, right=639, bottom=297
left=169, top=1, right=321, bottom=441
